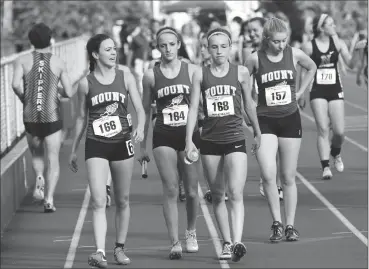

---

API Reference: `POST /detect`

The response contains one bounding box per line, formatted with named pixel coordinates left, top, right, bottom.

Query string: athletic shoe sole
left=232, top=243, right=247, bottom=262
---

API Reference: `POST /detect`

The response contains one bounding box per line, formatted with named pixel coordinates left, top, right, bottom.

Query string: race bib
left=92, top=116, right=122, bottom=138
left=265, top=85, right=292, bottom=106
left=316, top=68, right=336, bottom=85
left=163, top=105, right=188, bottom=126
left=206, top=95, right=235, bottom=117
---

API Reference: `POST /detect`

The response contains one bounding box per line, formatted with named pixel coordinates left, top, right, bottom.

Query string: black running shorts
left=24, top=121, right=63, bottom=138
left=310, top=89, right=344, bottom=102
left=258, top=109, right=302, bottom=138
left=200, top=139, right=246, bottom=156
left=85, top=137, right=134, bottom=161
left=152, top=130, right=201, bottom=152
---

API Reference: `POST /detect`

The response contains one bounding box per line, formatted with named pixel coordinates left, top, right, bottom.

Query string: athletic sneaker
left=114, top=245, right=131, bottom=265
left=88, top=251, right=108, bottom=268
left=204, top=190, right=212, bottom=203
left=278, top=186, right=284, bottom=201
left=185, top=230, right=198, bottom=253
left=33, top=176, right=45, bottom=201
left=285, top=225, right=299, bottom=241
left=179, top=181, right=186, bottom=202
left=44, top=202, right=56, bottom=213
left=231, top=242, right=247, bottom=262
left=322, top=167, right=332, bottom=180
left=259, top=180, right=265, bottom=197
left=333, top=155, right=344, bottom=172
left=169, top=241, right=182, bottom=260
left=219, top=242, right=232, bottom=260
left=106, top=185, right=111, bottom=208
left=269, top=221, right=284, bottom=243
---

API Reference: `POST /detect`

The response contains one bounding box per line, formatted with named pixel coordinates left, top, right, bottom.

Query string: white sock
left=97, top=249, right=105, bottom=256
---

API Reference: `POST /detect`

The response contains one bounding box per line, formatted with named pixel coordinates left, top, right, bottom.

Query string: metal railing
left=0, top=35, right=89, bottom=156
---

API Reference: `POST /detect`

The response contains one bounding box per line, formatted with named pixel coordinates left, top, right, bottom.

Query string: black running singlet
left=254, top=45, right=297, bottom=118
left=153, top=61, right=192, bottom=135
left=86, top=69, right=131, bottom=143
left=310, top=37, right=342, bottom=92
left=201, top=63, right=244, bottom=144
left=23, top=51, right=60, bottom=123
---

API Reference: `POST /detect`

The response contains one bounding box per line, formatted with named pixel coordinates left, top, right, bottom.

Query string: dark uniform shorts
left=24, top=121, right=63, bottom=138
left=310, top=89, right=344, bottom=102
left=200, top=139, right=246, bottom=156
left=85, top=137, right=134, bottom=161
left=258, top=109, right=302, bottom=138
left=152, top=130, right=201, bottom=152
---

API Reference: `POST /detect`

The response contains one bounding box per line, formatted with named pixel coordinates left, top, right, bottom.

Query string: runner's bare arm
left=186, top=66, right=202, bottom=144
left=140, top=69, right=154, bottom=149
left=11, top=57, right=25, bottom=103
left=239, top=65, right=261, bottom=136
left=120, top=66, right=146, bottom=134
left=293, top=47, right=317, bottom=99
left=71, top=77, right=88, bottom=154
left=59, top=60, right=74, bottom=98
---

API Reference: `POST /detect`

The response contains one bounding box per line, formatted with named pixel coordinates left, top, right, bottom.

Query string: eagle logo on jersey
left=320, top=51, right=334, bottom=66
left=100, top=102, right=119, bottom=117
left=167, top=94, right=183, bottom=107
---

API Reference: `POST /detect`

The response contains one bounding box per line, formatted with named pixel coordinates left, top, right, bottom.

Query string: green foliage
left=11, top=1, right=150, bottom=51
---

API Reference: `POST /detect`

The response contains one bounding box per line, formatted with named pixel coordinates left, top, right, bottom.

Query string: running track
left=1, top=73, right=367, bottom=268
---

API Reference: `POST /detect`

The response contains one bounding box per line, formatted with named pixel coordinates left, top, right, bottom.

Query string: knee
left=211, top=189, right=225, bottom=204
left=115, top=194, right=129, bottom=209
left=280, top=171, right=296, bottom=187
left=227, top=188, right=243, bottom=202
left=317, top=125, right=330, bottom=138
left=91, top=196, right=106, bottom=210
left=164, top=184, right=178, bottom=200
left=186, top=185, right=198, bottom=200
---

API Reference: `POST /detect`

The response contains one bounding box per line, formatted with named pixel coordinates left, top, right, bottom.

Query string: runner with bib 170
left=186, top=28, right=261, bottom=262
left=302, top=14, right=355, bottom=180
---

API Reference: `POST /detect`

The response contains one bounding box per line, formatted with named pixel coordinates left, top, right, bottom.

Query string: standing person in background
left=238, top=20, right=253, bottom=66
left=302, top=14, right=354, bottom=180
left=12, top=23, right=77, bottom=212
left=181, top=23, right=197, bottom=62
left=130, top=18, right=151, bottom=97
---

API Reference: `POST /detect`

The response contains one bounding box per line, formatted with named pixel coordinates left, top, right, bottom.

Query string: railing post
left=3, top=64, right=11, bottom=148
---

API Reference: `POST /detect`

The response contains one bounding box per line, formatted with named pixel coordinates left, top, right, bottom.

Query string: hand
left=69, top=152, right=78, bottom=173
left=138, top=148, right=150, bottom=165
left=326, top=26, right=337, bottom=37
left=133, top=127, right=144, bottom=143
left=298, top=97, right=306, bottom=110
left=185, top=139, right=197, bottom=160
left=251, top=133, right=261, bottom=155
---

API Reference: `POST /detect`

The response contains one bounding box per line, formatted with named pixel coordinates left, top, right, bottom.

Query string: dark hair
left=177, top=33, right=190, bottom=60
left=232, top=16, right=243, bottom=25
left=240, top=20, right=249, bottom=36
left=312, top=14, right=329, bottom=38
left=28, top=23, right=52, bottom=49
left=248, top=17, right=266, bottom=27
left=207, top=28, right=232, bottom=45
left=156, top=26, right=179, bottom=40
left=86, top=34, right=111, bottom=72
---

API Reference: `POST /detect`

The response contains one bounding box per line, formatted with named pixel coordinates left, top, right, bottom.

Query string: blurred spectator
left=181, top=23, right=197, bottom=62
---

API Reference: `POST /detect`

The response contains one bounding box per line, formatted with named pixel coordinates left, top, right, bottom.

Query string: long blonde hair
left=261, top=17, right=290, bottom=51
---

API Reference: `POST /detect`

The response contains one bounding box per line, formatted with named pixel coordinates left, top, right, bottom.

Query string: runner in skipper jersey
left=186, top=28, right=261, bottom=262
left=140, top=27, right=201, bottom=260
left=245, top=18, right=316, bottom=242
left=68, top=34, right=145, bottom=268
left=12, top=23, right=76, bottom=213
left=302, top=14, right=354, bottom=180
